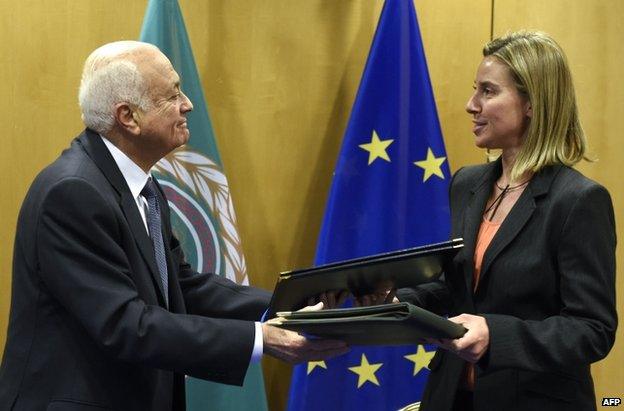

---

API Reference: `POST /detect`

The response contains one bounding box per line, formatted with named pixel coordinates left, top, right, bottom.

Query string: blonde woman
left=397, top=31, right=616, bottom=411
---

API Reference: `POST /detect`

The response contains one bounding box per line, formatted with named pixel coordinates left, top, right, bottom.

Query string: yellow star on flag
left=306, top=361, right=327, bottom=375
left=359, top=130, right=394, bottom=165
left=414, top=148, right=446, bottom=182
left=348, top=353, right=383, bottom=388
left=404, top=345, right=436, bottom=376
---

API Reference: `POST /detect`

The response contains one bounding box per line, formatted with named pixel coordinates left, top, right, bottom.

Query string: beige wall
left=0, top=1, right=621, bottom=409
left=492, top=0, right=624, bottom=403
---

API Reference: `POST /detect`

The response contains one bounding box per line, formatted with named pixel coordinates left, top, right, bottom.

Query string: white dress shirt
left=100, top=136, right=263, bottom=362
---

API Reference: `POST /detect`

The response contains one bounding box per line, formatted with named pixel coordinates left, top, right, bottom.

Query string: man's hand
left=262, top=323, right=349, bottom=364
left=427, top=313, right=489, bottom=363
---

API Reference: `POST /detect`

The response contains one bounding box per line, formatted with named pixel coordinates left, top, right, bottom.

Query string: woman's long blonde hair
left=484, top=31, right=588, bottom=182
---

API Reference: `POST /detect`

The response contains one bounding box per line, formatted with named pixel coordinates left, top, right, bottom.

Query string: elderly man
left=0, top=41, right=347, bottom=411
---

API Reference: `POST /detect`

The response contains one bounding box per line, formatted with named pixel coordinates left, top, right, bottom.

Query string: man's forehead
left=141, top=58, right=181, bottom=97
left=131, top=47, right=167, bottom=68
left=142, top=57, right=177, bottom=80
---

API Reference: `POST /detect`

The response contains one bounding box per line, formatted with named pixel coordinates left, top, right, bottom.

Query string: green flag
left=139, top=1, right=268, bottom=410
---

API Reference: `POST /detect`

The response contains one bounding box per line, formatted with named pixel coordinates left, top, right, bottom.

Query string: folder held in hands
left=268, top=302, right=467, bottom=346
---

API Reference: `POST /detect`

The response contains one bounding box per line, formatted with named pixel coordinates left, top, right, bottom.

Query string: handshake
left=262, top=286, right=397, bottom=364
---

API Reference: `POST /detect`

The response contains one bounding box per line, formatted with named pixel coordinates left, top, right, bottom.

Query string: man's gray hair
left=78, top=41, right=156, bottom=135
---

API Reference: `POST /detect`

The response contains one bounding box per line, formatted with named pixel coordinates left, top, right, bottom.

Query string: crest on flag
left=155, top=150, right=247, bottom=284
left=140, top=0, right=268, bottom=409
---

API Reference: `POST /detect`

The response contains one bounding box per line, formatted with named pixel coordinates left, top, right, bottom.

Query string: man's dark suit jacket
left=398, top=159, right=617, bottom=411
left=0, top=129, right=271, bottom=411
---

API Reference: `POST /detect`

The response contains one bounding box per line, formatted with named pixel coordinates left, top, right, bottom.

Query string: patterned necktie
left=141, top=178, right=169, bottom=307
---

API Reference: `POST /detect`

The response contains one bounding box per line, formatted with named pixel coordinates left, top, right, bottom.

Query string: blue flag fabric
left=139, top=1, right=268, bottom=410
left=287, top=0, right=451, bottom=409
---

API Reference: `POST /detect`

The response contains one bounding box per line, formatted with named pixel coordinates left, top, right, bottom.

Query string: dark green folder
left=268, top=238, right=463, bottom=317
left=268, top=302, right=467, bottom=345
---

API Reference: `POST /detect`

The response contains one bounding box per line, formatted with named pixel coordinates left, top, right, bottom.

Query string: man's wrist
left=251, top=321, right=263, bottom=363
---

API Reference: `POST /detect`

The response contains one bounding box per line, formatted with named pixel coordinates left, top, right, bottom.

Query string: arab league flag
left=287, top=0, right=451, bottom=410
left=140, top=1, right=268, bottom=410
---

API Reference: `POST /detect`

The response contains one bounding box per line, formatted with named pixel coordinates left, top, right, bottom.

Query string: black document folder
left=268, top=302, right=467, bottom=345
left=268, top=238, right=463, bottom=317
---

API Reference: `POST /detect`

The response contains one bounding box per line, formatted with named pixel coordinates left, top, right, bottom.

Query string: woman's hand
left=307, top=290, right=350, bottom=309
left=427, top=313, right=490, bottom=363
left=354, top=280, right=398, bottom=306
left=305, top=280, right=398, bottom=309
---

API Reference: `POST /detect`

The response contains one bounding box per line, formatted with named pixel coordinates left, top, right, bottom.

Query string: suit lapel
left=78, top=129, right=168, bottom=306
left=477, top=189, right=535, bottom=287
left=461, top=161, right=499, bottom=297
left=476, top=165, right=560, bottom=292
left=120, top=192, right=169, bottom=305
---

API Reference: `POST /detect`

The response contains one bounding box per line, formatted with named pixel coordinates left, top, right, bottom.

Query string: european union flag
left=287, top=0, right=450, bottom=409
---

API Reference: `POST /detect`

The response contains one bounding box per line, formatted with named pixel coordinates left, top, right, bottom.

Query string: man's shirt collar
left=100, top=135, right=150, bottom=200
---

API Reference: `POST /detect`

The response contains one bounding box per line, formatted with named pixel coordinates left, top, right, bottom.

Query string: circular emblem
left=154, top=149, right=248, bottom=285
left=160, top=181, right=220, bottom=274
